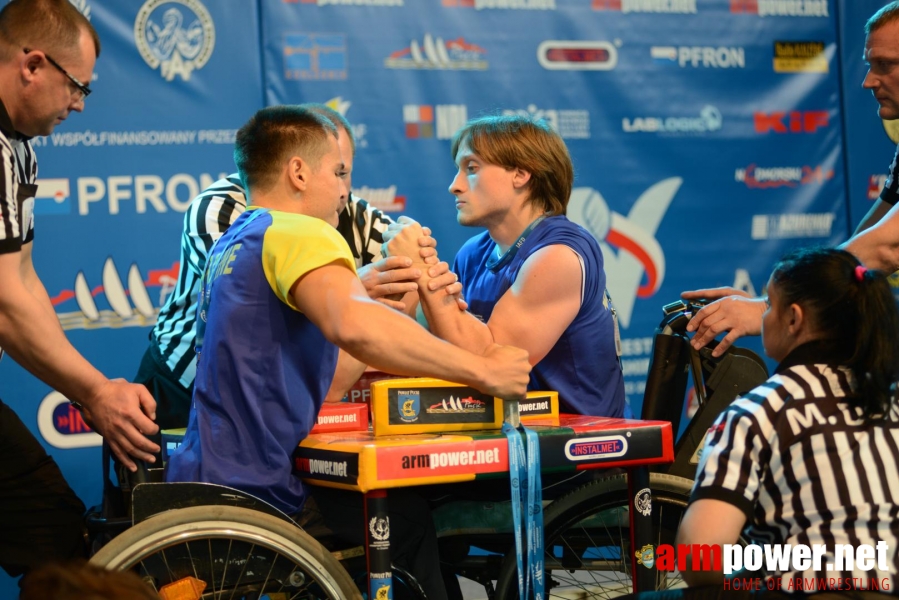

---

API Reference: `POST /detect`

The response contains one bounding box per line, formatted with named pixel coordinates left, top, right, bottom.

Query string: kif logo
left=284, top=33, right=347, bottom=80
left=134, top=0, right=215, bottom=82
left=403, top=104, right=468, bottom=140
left=385, top=35, right=488, bottom=70
left=593, top=0, right=697, bottom=13
left=731, top=0, right=828, bottom=17
left=443, top=0, right=556, bottom=8
left=754, top=111, right=829, bottom=133
left=567, top=178, right=680, bottom=329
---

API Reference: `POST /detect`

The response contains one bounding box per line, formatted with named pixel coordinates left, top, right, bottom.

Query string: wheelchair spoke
left=258, top=552, right=279, bottom=599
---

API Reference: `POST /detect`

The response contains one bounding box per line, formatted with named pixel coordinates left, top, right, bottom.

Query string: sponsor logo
left=518, top=399, right=550, bottom=414
left=426, top=395, right=486, bottom=414
left=289, top=0, right=402, bottom=4
left=35, top=172, right=228, bottom=216
left=635, top=487, right=652, bottom=516
left=735, top=164, right=834, bottom=188
left=284, top=33, right=347, bottom=80
left=637, top=544, right=656, bottom=568
left=353, top=186, right=406, bottom=213
left=134, top=0, right=215, bottom=81
left=751, top=213, right=835, bottom=239
left=316, top=413, right=357, bottom=425
left=869, top=174, right=887, bottom=200
left=34, top=178, right=71, bottom=215
left=754, top=111, right=829, bottom=134
left=651, top=46, right=745, bottom=68
left=567, top=178, right=680, bottom=328
left=385, top=34, right=488, bottom=70
left=502, top=104, right=590, bottom=139
left=325, top=96, right=368, bottom=149
left=298, top=457, right=349, bottom=476
left=37, top=391, right=101, bottom=449
left=774, top=41, right=827, bottom=73
left=398, top=392, right=420, bottom=422
left=565, top=435, right=628, bottom=460
left=537, top=40, right=618, bottom=71
left=622, top=105, right=722, bottom=135
left=427, top=448, right=501, bottom=469
left=593, top=0, right=697, bottom=13
left=731, top=0, right=828, bottom=17
left=50, top=257, right=179, bottom=331
left=403, top=104, right=468, bottom=140
left=442, top=0, right=556, bottom=8
left=369, top=517, right=390, bottom=542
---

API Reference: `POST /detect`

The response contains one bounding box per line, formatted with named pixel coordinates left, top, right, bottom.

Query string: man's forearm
left=0, top=282, right=107, bottom=404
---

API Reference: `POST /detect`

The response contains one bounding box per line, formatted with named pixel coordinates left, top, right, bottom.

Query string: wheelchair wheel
left=90, top=504, right=361, bottom=600
left=494, top=472, right=694, bottom=599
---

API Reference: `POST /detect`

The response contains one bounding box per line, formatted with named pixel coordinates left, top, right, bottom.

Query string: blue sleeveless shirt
left=453, top=215, right=627, bottom=418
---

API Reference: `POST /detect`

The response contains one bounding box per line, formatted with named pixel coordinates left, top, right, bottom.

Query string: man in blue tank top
left=388, top=115, right=627, bottom=418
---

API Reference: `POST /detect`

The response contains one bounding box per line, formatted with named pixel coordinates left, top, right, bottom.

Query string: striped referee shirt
left=0, top=98, right=36, bottom=255
left=0, top=98, right=38, bottom=362
left=692, top=341, right=899, bottom=591
left=151, top=173, right=393, bottom=388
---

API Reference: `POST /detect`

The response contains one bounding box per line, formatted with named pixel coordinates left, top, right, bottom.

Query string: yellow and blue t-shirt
left=167, top=207, right=355, bottom=514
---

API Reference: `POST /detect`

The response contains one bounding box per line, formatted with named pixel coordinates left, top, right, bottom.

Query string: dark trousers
left=0, top=399, right=86, bottom=579
left=132, top=341, right=193, bottom=431
left=304, top=485, right=449, bottom=600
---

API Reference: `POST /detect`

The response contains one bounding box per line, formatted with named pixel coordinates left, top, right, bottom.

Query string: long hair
left=450, top=115, right=573, bottom=216
left=770, top=246, right=899, bottom=418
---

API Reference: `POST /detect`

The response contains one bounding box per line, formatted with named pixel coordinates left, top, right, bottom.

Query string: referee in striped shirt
left=0, top=0, right=159, bottom=579
left=134, top=104, right=460, bottom=431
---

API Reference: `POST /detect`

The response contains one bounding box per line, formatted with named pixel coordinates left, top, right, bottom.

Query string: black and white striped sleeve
left=338, top=194, right=394, bottom=267
left=690, top=383, right=778, bottom=519
left=0, top=134, right=21, bottom=255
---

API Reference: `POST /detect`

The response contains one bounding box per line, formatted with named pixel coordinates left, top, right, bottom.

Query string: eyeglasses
left=23, top=48, right=92, bottom=100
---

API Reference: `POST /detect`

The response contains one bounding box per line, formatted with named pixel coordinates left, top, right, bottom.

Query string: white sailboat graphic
left=409, top=39, right=424, bottom=64
left=128, top=263, right=155, bottom=318
left=74, top=271, right=100, bottom=321
left=102, top=257, right=133, bottom=319
left=422, top=34, right=441, bottom=66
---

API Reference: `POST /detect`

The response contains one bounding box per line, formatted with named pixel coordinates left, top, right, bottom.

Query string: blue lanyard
left=487, top=215, right=547, bottom=272
left=503, top=422, right=544, bottom=600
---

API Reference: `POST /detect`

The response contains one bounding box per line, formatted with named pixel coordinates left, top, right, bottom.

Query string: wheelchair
left=435, top=300, right=770, bottom=599
left=87, top=299, right=769, bottom=600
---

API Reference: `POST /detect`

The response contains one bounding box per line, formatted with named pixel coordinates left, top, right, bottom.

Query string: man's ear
left=511, top=168, right=531, bottom=190
left=22, top=52, right=42, bottom=81
left=287, top=156, right=308, bottom=192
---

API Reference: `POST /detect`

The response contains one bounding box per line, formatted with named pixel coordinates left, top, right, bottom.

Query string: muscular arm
left=395, top=225, right=582, bottom=365
left=291, top=262, right=531, bottom=399
left=676, top=499, right=747, bottom=586
left=0, top=248, right=159, bottom=468
left=840, top=199, right=899, bottom=272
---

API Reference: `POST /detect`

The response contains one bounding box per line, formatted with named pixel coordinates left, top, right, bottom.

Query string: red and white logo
left=754, top=111, right=829, bottom=134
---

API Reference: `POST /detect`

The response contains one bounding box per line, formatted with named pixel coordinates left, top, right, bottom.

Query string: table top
left=293, top=414, right=674, bottom=492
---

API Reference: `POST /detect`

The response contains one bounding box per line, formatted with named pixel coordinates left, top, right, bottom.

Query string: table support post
left=628, top=465, right=655, bottom=593
left=364, top=489, right=393, bottom=600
